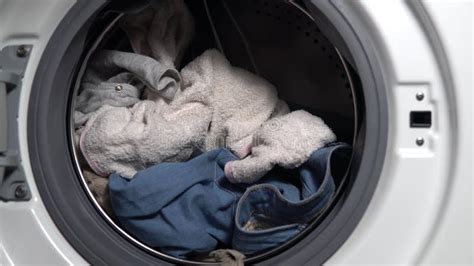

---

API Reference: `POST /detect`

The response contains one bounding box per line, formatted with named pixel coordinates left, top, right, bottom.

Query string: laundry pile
left=74, top=0, right=351, bottom=261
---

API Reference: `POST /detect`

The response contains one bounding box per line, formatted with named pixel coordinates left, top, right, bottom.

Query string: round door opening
left=70, top=0, right=360, bottom=264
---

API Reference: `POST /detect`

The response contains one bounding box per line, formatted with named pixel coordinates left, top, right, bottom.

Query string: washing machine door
left=0, top=0, right=471, bottom=265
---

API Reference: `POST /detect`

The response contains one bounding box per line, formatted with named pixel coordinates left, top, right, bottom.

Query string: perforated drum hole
left=249, top=0, right=355, bottom=141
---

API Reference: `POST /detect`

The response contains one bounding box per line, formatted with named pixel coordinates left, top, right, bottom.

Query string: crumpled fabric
left=176, top=49, right=282, bottom=158
left=224, top=110, right=337, bottom=183
left=74, top=0, right=194, bottom=128
left=108, top=145, right=350, bottom=258
left=79, top=100, right=211, bottom=178
left=120, top=0, right=194, bottom=68
left=79, top=49, right=281, bottom=178
left=76, top=2, right=338, bottom=185
left=74, top=50, right=181, bottom=128
left=194, top=249, right=245, bottom=266
left=83, top=170, right=115, bottom=218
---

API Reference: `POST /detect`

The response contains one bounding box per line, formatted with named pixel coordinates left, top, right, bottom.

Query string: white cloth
left=224, top=110, right=337, bottom=184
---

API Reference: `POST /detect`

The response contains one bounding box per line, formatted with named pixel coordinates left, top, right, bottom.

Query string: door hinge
left=0, top=45, right=33, bottom=201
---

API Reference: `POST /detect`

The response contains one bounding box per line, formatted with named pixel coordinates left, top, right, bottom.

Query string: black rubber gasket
left=27, top=0, right=388, bottom=265
left=27, top=0, right=166, bottom=265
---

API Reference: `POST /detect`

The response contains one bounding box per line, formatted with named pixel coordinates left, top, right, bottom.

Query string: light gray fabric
left=74, top=50, right=181, bottom=128
left=79, top=100, right=211, bottom=178
left=224, top=110, right=337, bottom=184
left=79, top=49, right=281, bottom=178
left=75, top=0, right=194, bottom=128
left=177, top=49, right=280, bottom=158
left=120, top=0, right=194, bottom=68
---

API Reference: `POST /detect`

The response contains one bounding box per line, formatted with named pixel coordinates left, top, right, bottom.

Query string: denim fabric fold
left=109, top=144, right=351, bottom=258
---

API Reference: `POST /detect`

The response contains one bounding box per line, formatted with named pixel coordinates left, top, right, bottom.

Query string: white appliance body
left=0, top=0, right=471, bottom=264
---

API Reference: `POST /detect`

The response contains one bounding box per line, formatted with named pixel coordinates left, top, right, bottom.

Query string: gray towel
left=120, top=0, right=194, bottom=68
left=74, top=50, right=181, bottom=128
left=224, top=110, right=337, bottom=184
left=79, top=100, right=211, bottom=178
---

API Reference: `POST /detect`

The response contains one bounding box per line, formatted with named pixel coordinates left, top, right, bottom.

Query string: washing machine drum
left=27, top=0, right=387, bottom=264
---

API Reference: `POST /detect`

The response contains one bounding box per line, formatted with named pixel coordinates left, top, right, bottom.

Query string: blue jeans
left=109, top=144, right=351, bottom=258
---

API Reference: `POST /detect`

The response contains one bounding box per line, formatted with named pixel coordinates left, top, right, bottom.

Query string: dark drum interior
left=71, top=0, right=364, bottom=263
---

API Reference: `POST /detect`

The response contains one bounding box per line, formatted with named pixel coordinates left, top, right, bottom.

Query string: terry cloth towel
left=108, top=145, right=351, bottom=258
left=79, top=100, right=212, bottom=178
left=79, top=49, right=281, bottom=178
left=120, top=0, right=194, bottom=68
left=224, top=110, right=337, bottom=184
left=176, top=49, right=281, bottom=157
left=74, top=50, right=181, bottom=128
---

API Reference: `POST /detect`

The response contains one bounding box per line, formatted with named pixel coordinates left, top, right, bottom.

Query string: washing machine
left=0, top=0, right=472, bottom=265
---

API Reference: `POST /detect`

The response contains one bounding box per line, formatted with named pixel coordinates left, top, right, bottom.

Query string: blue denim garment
left=109, top=144, right=351, bottom=258
left=232, top=143, right=349, bottom=254
left=109, top=149, right=237, bottom=257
